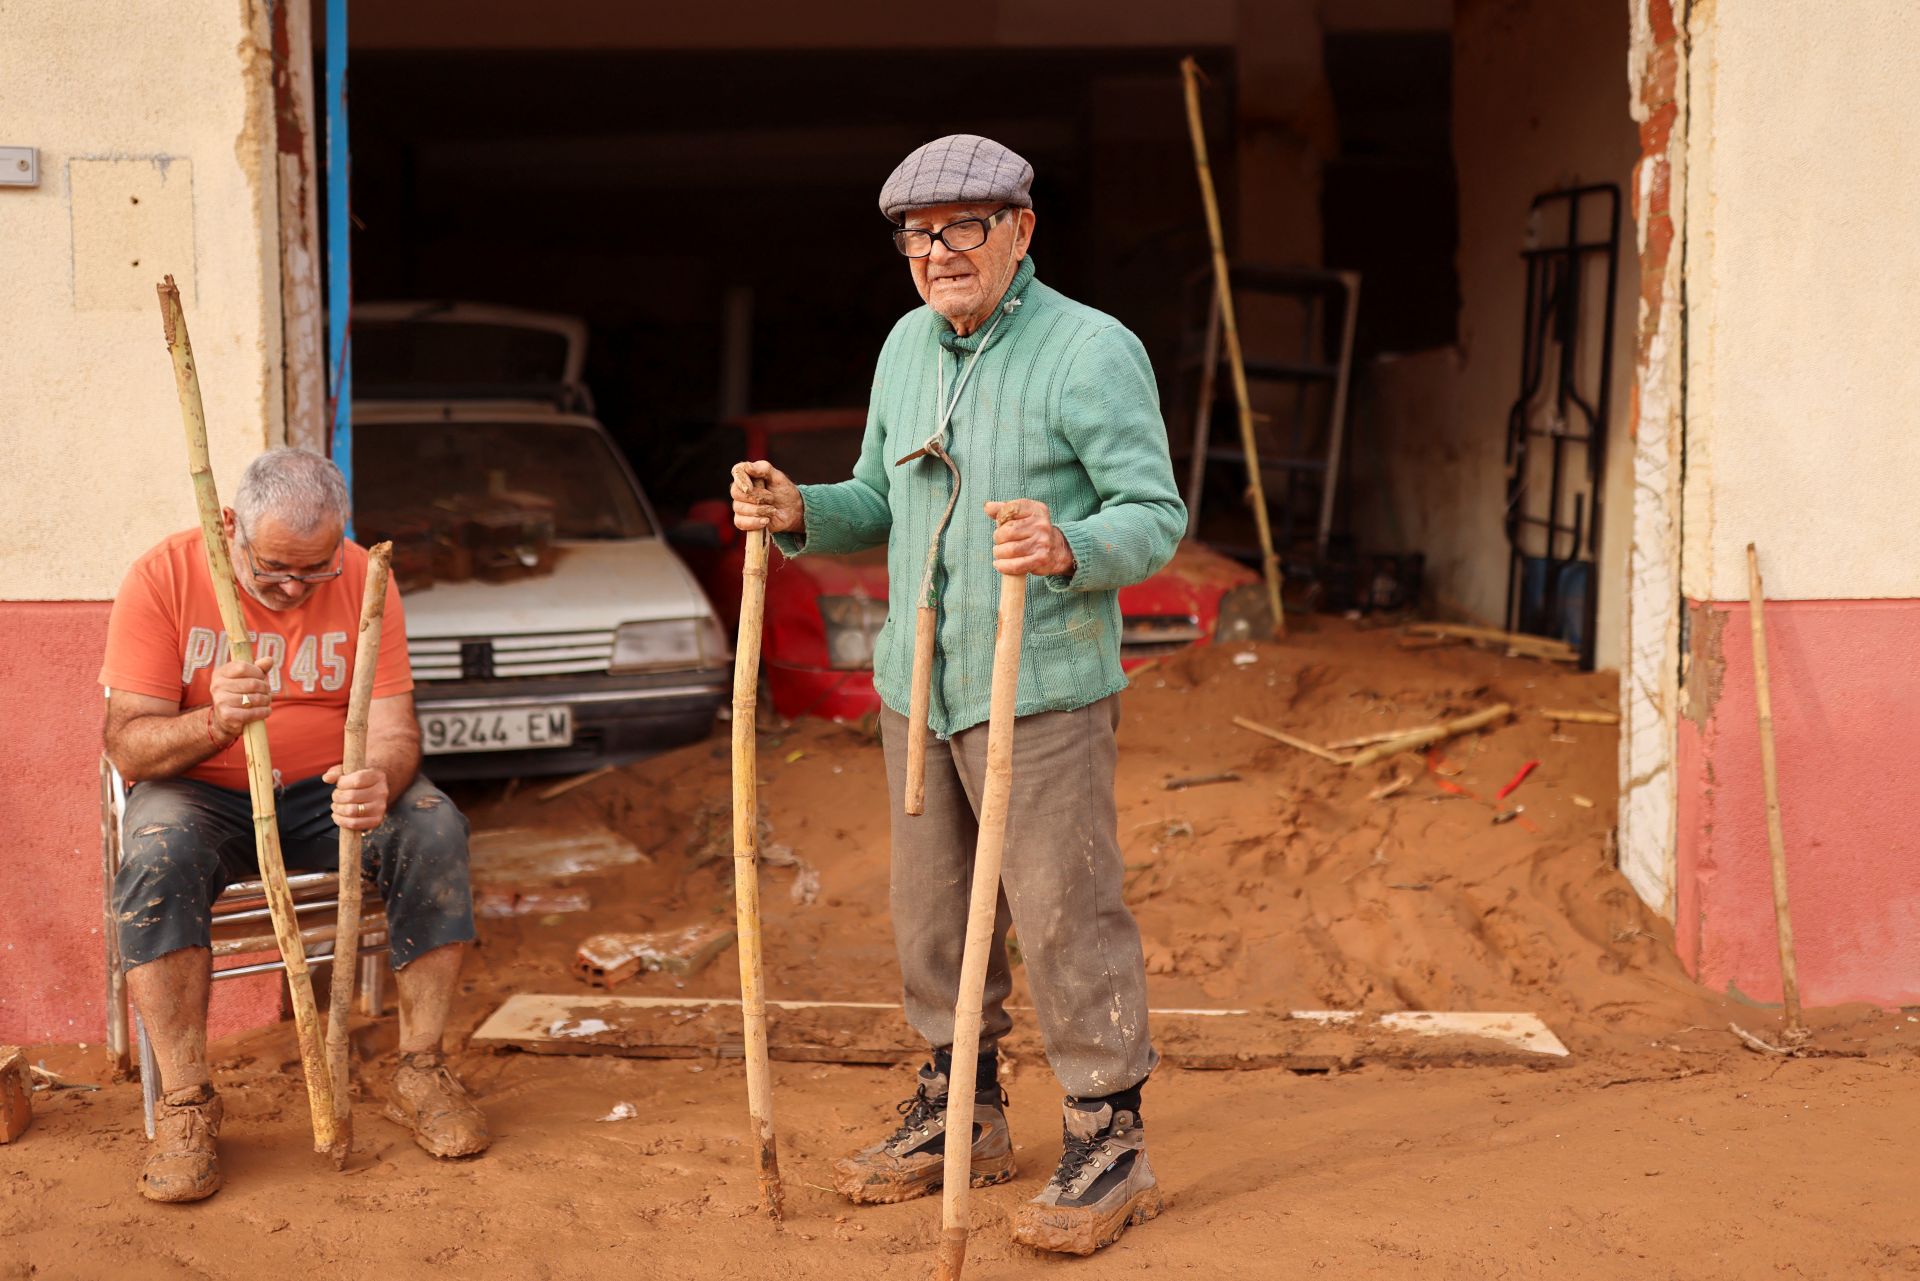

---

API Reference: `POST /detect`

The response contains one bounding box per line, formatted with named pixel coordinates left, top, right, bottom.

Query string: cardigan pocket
left=1023, top=607, right=1109, bottom=652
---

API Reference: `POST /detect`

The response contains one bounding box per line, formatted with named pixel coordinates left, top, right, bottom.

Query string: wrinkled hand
left=208, top=652, right=280, bottom=737
left=984, top=499, right=1075, bottom=577
left=324, top=765, right=390, bottom=832
left=729, top=461, right=804, bottom=533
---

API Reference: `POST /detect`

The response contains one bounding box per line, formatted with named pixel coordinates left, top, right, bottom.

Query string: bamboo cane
left=933, top=567, right=1027, bottom=1281
left=904, top=607, right=937, bottom=815
left=1346, top=703, right=1513, bottom=769
left=731, top=523, right=783, bottom=1217
left=1180, top=55, right=1285, bottom=638
left=324, top=540, right=391, bottom=1169
left=1746, top=543, right=1803, bottom=1032
left=156, top=276, right=337, bottom=1154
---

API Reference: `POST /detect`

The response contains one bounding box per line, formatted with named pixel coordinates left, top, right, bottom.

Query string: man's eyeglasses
left=242, top=541, right=344, bottom=585
left=892, top=206, right=1011, bottom=258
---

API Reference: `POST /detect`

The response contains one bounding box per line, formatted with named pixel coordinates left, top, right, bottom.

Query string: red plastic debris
left=1495, top=760, right=1540, bottom=802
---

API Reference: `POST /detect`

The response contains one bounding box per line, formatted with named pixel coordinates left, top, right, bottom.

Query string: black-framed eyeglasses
left=892, top=206, right=1011, bottom=258
left=242, top=541, right=344, bottom=585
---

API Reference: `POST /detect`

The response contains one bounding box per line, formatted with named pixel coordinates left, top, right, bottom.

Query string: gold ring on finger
left=240, top=694, right=251, bottom=708
left=358, top=803, right=367, bottom=815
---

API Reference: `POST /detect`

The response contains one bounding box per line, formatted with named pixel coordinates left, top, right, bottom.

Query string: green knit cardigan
left=775, top=257, right=1186, bottom=736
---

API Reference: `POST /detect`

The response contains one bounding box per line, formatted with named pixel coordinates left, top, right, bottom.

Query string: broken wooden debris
left=537, top=764, right=618, bottom=801
left=1162, top=771, right=1241, bottom=791
left=468, top=826, right=648, bottom=885
left=0, top=1047, right=31, bottom=1143
left=471, top=995, right=1569, bottom=1070
left=1402, top=623, right=1577, bottom=663
left=1231, top=716, right=1353, bottom=764
left=1539, top=708, right=1620, bottom=725
left=1347, top=704, right=1513, bottom=769
left=574, top=924, right=737, bottom=987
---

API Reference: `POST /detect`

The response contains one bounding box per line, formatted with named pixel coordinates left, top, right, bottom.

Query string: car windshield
left=765, top=425, right=867, bottom=486
left=355, top=320, right=572, bottom=393
left=354, top=420, right=653, bottom=539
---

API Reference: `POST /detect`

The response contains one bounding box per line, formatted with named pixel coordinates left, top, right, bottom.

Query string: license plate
left=420, top=707, right=573, bottom=755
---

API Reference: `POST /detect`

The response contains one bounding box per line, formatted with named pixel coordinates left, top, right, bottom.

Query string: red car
left=681, top=410, right=1259, bottom=721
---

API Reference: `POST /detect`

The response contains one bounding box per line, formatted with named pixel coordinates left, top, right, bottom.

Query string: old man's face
left=903, top=202, right=1036, bottom=335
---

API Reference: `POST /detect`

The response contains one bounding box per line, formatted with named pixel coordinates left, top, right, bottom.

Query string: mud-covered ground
left=10, top=622, right=1919, bottom=1280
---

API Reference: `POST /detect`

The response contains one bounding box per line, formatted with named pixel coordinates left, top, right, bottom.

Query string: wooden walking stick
left=934, top=536, right=1028, bottom=1281
left=1180, top=55, right=1286, bottom=638
left=1746, top=543, right=1804, bottom=1034
left=731, top=510, right=783, bottom=1217
left=324, top=540, right=392, bottom=1169
left=157, top=275, right=337, bottom=1154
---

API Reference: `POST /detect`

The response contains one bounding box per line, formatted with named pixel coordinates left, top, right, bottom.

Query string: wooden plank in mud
left=468, top=995, right=1569, bottom=1069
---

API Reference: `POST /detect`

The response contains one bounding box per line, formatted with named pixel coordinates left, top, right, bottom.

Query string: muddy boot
left=139, top=1083, right=224, bottom=1203
left=831, top=1062, right=1014, bottom=1205
left=1010, top=1100, right=1164, bottom=1255
left=384, top=1051, right=490, bottom=1159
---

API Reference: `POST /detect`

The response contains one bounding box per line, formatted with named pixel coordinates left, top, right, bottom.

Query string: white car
left=350, top=305, right=730, bottom=780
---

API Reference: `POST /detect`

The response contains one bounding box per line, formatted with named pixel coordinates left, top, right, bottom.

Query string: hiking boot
left=831, top=1062, right=1015, bottom=1204
left=140, top=1082, right=223, bottom=1203
left=1010, top=1100, right=1164, bottom=1255
left=384, top=1051, right=490, bottom=1158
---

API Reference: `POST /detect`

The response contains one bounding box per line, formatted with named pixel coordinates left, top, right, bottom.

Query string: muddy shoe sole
left=383, top=1102, right=490, bottom=1159
left=832, top=1151, right=1017, bottom=1205
left=1011, top=1184, right=1166, bottom=1256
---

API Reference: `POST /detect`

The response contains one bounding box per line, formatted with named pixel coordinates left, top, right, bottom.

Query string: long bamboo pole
left=1180, top=55, right=1285, bottom=638
left=325, top=540, right=391, bottom=1169
left=1746, top=543, right=1803, bottom=1032
left=731, top=524, right=783, bottom=1217
left=157, top=275, right=337, bottom=1154
left=933, top=567, right=1027, bottom=1281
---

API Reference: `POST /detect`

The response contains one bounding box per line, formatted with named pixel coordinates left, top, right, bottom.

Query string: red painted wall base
left=1677, top=597, right=1920, bottom=1008
left=0, top=601, right=280, bottom=1045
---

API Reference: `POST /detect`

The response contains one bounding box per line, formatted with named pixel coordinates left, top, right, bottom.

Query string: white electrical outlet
left=0, top=147, right=38, bottom=187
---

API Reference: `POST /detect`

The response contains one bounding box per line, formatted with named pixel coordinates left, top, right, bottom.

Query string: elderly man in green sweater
left=730, top=134, right=1182, bottom=1255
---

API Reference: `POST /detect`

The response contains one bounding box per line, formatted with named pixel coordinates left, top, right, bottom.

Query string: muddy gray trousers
left=114, top=774, right=475, bottom=972
left=881, top=694, right=1157, bottom=1099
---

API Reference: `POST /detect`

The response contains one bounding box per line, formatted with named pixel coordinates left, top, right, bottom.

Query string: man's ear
left=221, top=507, right=237, bottom=540
left=1013, top=208, right=1036, bottom=259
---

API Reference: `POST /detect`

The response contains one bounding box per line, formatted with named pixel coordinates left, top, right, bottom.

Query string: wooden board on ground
left=469, top=996, right=1570, bottom=1070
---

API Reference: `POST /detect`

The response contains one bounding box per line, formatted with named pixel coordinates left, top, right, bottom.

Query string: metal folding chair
left=100, top=755, right=389, bottom=1138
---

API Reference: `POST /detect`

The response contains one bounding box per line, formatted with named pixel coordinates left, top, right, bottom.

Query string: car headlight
left=610, top=618, right=730, bottom=673
left=818, top=595, right=887, bottom=671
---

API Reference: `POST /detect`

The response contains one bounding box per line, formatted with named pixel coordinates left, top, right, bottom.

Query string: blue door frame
left=324, top=0, right=352, bottom=536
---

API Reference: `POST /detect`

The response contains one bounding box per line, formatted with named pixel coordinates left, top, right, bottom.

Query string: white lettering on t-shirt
left=181, top=627, right=219, bottom=683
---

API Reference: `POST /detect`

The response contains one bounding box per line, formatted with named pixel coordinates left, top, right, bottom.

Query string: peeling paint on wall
left=1618, top=0, right=1687, bottom=917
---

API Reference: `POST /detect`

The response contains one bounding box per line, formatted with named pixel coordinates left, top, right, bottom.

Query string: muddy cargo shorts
left=114, top=774, right=476, bottom=972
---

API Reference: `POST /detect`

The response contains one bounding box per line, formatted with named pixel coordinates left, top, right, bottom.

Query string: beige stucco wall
left=1681, top=0, right=1920, bottom=602
left=0, top=0, right=284, bottom=602
left=1350, top=0, right=1639, bottom=667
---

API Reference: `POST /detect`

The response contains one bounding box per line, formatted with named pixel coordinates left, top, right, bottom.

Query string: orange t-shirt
left=100, top=529, right=413, bottom=790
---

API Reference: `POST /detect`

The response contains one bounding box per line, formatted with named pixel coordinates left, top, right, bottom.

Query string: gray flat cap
left=879, top=134, right=1033, bottom=222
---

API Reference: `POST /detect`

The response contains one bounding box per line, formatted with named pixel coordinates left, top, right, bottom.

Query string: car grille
left=408, top=630, right=615, bottom=681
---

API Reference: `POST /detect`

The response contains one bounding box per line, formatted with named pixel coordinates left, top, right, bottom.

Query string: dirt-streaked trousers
left=881, top=695, right=1157, bottom=1099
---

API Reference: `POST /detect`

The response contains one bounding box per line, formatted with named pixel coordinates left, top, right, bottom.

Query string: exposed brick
left=1643, top=213, right=1675, bottom=273
left=1649, top=0, right=1678, bottom=46
left=1640, top=41, right=1679, bottom=111
left=1639, top=100, right=1678, bottom=157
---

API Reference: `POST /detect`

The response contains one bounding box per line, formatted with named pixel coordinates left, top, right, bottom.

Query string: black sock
left=1070, top=1084, right=1143, bottom=1121
left=932, top=1047, right=999, bottom=1094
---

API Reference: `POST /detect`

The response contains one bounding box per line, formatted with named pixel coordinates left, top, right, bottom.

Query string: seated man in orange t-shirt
left=102, top=448, right=486, bottom=1203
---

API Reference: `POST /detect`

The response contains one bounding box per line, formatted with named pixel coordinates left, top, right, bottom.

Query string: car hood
left=402, top=540, right=711, bottom=637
